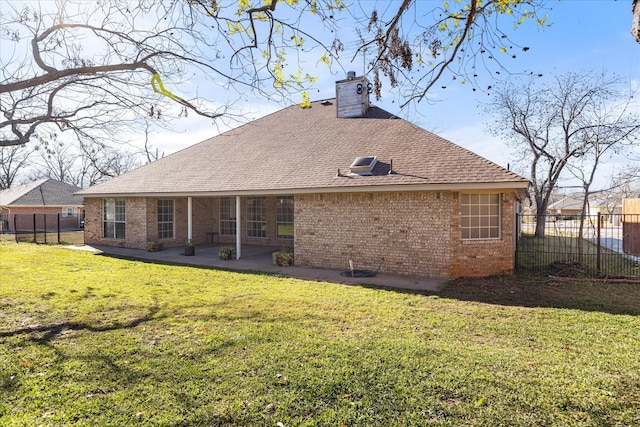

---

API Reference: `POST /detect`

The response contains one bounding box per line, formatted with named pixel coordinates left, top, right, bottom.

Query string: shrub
left=146, top=239, right=163, bottom=252
left=272, top=247, right=294, bottom=266
left=218, top=246, right=236, bottom=260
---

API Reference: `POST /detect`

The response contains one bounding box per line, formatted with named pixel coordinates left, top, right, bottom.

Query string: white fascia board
left=78, top=181, right=529, bottom=198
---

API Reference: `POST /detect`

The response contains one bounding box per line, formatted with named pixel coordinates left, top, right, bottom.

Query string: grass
left=517, top=233, right=639, bottom=277
left=1, top=242, right=639, bottom=426
left=0, top=230, right=84, bottom=245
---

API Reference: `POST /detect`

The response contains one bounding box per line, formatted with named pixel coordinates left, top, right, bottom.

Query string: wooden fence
left=623, top=199, right=640, bottom=256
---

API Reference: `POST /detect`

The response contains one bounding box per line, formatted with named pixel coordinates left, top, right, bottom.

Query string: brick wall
left=449, top=191, right=518, bottom=278
left=84, top=197, right=148, bottom=249
left=294, top=190, right=519, bottom=278
left=216, top=197, right=294, bottom=248
left=84, top=196, right=294, bottom=250
left=294, top=191, right=452, bottom=278
left=84, top=191, right=519, bottom=278
left=146, top=197, right=217, bottom=248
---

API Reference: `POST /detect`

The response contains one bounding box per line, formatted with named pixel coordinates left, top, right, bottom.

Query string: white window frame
left=157, top=199, right=174, bottom=240
left=276, top=196, right=294, bottom=240
left=220, top=197, right=236, bottom=236
left=103, top=199, right=126, bottom=239
left=246, top=197, right=266, bottom=238
left=461, top=193, right=501, bottom=240
left=62, top=207, right=74, bottom=217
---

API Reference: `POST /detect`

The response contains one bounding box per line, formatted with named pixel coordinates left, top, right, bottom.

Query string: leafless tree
left=29, top=135, right=140, bottom=187
left=615, top=166, right=640, bottom=198
left=597, top=166, right=640, bottom=217
left=32, top=140, right=78, bottom=184
left=488, top=72, right=640, bottom=237
left=564, top=88, right=640, bottom=261
left=141, top=122, right=164, bottom=164
left=79, top=143, right=140, bottom=184
left=0, top=144, right=34, bottom=189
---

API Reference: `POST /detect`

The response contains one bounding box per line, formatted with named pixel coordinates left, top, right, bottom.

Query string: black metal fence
left=516, top=213, right=640, bottom=278
left=5, top=213, right=84, bottom=245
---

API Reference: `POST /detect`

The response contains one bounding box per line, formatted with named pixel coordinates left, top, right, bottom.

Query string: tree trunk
left=577, top=196, right=589, bottom=266
left=535, top=213, right=547, bottom=237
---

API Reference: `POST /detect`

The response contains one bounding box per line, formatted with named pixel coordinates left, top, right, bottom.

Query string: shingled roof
left=78, top=99, right=528, bottom=197
left=0, top=179, right=84, bottom=206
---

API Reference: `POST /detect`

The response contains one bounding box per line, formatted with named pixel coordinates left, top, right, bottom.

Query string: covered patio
left=71, top=243, right=445, bottom=292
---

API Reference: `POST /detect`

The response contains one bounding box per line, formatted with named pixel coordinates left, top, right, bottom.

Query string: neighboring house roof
left=78, top=99, right=528, bottom=197
left=546, top=192, right=619, bottom=212
left=547, top=193, right=586, bottom=212
left=0, top=179, right=84, bottom=207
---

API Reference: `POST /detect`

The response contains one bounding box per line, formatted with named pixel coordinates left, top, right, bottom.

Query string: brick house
left=77, top=76, right=529, bottom=279
left=0, top=179, right=84, bottom=232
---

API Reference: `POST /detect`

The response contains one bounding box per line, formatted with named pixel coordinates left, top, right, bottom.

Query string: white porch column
left=235, top=196, right=241, bottom=259
left=187, top=196, right=193, bottom=240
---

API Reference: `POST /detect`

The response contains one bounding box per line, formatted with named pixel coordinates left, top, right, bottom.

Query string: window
left=63, top=207, right=74, bottom=217
left=220, top=197, right=236, bottom=235
left=246, top=197, right=266, bottom=238
left=157, top=199, right=174, bottom=239
left=461, top=194, right=501, bottom=240
left=104, top=199, right=125, bottom=239
left=276, top=196, right=294, bottom=239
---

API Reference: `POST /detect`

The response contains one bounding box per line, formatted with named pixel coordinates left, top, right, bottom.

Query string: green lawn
left=517, top=233, right=639, bottom=277
left=1, top=230, right=84, bottom=245
left=1, top=243, right=639, bottom=426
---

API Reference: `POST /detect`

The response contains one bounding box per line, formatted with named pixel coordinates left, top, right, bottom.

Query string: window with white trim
left=461, top=194, right=501, bottom=239
left=157, top=199, right=174, bottom=239
left=63, top=207, right=74, bottom=217
left=247, top=197, right=266, bottom=238
left=104, top=199, right=125, bottom=239
left=276, top=196, right=294, bottom=240
left=220, top=197, right=236, bottom=235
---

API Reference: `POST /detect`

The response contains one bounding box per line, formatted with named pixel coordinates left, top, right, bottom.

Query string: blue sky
left=150, top=0, right=639, bottom=190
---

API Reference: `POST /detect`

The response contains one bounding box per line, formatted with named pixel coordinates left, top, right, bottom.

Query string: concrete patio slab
left=65, top=244, right=446, bottom=292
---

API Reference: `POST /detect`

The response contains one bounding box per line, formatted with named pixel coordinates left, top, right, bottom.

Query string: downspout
left=235, top=196, right=241, bottom=259
left=187, top=197, right=193, bottom=240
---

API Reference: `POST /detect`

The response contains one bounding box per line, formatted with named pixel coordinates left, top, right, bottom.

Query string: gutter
left=76, top=181, right=530, bottom=198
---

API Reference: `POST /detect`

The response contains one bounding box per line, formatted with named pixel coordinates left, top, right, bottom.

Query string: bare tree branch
left=487, top=72, right=640, bottom=237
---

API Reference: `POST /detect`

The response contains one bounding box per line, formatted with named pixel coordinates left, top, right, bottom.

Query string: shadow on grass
left=0, top=305, right=161, bottom=341
left=96, top=251, right=639, bottom=316
left=96, top=252, right=277, bottom=278
left=434, top=275, right=640, bottom=316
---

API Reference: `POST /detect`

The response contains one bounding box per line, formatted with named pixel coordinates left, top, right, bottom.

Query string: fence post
left=596, top=212, right=601, bottom=273
left=514, top=213, right=520, bottom=273
left=33, top=213, right=37, bottom=243
left=13, top=214, right=18, bottom=243
left=57, top=213, right=61, bottom=244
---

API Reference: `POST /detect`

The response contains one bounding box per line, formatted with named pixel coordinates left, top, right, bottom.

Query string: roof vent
left=350, top=156, right=377, bottom=175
